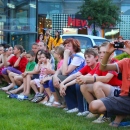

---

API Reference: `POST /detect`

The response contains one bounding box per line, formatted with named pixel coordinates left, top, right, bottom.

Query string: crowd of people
left=0, top=31, right=130, bottom=128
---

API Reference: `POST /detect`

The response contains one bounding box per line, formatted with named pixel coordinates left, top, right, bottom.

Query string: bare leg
left=14, top=76, right=23, bottom=86
left=93, top=81, right=111, bottom=99
left=8, top=72, right=19, bottom=87
left=39, top=86, right=44, bottom=93
left=50, top=92, right=59, bottom=103
left=89, top=100, right=106, bottom=114
left=80, top=84, right=95, bottom=104
left=30, top=80, right=39, bottom=94
left=23, top=75, right=32, bottom=95
left=109, top=115, right=126, bottom=127
left=1, top=83, right=14, bottom=91
left=23, top=76, right=27, bottom=93
left=2, top=74, right=11, bottom=84
left=44, top=88, right=52, bottom=97
left=9, top=84, right=24, bottom=94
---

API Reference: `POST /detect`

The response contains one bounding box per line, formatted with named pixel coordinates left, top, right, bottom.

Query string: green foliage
left=115, top=52, right=130, bottom=60
left=78, top=0, right=121, bottom=28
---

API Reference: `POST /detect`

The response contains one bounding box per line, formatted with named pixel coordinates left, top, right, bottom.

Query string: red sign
left=67, top=16, right=89, bottom=28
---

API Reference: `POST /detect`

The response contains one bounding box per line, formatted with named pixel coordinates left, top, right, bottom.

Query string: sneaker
left=42, top=101, right=47, bottom=105
left=92, top=115, right=111, bottom=123
left=45, top=102, right=52, bottom=106
left=86, top=112, right=98, bottom=118
left=36, top=93, right=46, bottom=98
left=77, top=111, right=89, bottom=116
left=66, top=108, right=78, bottom=113
left=63, top=108, right=68, bottom=111
left=49, top=95, right=54, bottom=103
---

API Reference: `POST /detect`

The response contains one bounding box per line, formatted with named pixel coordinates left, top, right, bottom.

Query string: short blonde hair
left=55, top=46, right=64, bottom=59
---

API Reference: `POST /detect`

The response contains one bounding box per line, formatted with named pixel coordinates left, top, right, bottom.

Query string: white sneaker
left=86, top=112, right=98, bottom=118
left=66, top=108, right=78, bottom=113
left=92, top=115, right=111, bottom=123
left=45, top=102, right=52, bottom=106
left=42, top=101, right=47, bottom=105
left=77, top=111, right=89, bottom=116
left=49, top=95, right=54, bottom=103
left=63, top=108, right=68, bottom=111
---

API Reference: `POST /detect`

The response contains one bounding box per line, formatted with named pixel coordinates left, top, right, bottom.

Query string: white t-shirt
left=70, top=52, right=85, bottom=66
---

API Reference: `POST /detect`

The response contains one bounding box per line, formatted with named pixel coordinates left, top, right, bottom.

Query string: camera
left=23, top=49, right=26, bottom=53
left=114, top=42, right=124, bottom=48
left=4, top=48, right=8, bottom=52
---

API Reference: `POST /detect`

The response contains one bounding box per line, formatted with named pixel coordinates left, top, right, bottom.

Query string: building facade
left=0, top=0, right=37, bottom=50
left=0, top=0, right=130, bottom=50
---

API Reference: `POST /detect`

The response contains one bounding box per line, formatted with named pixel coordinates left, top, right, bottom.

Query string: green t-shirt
left=25, top=61, right=36, bottom=71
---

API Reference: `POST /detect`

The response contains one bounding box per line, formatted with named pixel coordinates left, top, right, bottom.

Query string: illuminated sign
left=67, top=16, right=89, bottom=28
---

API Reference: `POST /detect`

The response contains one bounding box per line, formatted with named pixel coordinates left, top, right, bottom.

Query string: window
left=93, top=39, right=109, bottom=46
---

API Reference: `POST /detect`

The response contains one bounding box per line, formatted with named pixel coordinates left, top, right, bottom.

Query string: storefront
left=38, top=1, right=84, bottom=36
left=0, top=0, right=37, bottom=50
left=0, top=0, right=129, bottom=49
left=38, top=13, right=104, bottom=37
left=37, top=1, right=119, bottom=40
left=38, top=0, right=130, bottom=40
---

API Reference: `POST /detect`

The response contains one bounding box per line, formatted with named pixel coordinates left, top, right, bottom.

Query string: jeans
left=65, top=84, right=88, bottom=112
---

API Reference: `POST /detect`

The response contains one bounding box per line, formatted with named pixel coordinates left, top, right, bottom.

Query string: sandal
left=109, top=121, right=120, bottom=127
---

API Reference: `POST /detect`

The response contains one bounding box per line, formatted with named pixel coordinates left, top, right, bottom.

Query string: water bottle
left=119, top=121, right=130, bottom=127
left=17, top=94, right=28, bottom=100
left=8, top=94, right=18, bottom=99
left=8, top=94, right=28, bottom=100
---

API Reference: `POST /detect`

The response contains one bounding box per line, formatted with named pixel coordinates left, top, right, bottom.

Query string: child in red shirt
left=1, top=45, right=28, bottom=91
left=76, top=42, right=122, bottom=122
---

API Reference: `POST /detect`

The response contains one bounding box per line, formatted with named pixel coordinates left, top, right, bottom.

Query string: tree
left=77, top=0, right=121, bottom=36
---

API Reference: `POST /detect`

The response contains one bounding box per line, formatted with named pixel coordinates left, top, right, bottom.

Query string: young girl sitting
left=41, top=46, right=64, bottom=106
left=30, top=50, right=53, bottom=102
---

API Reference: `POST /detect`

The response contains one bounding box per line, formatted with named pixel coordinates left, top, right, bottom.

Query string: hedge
left=115, top=52, right=130, bottom=60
